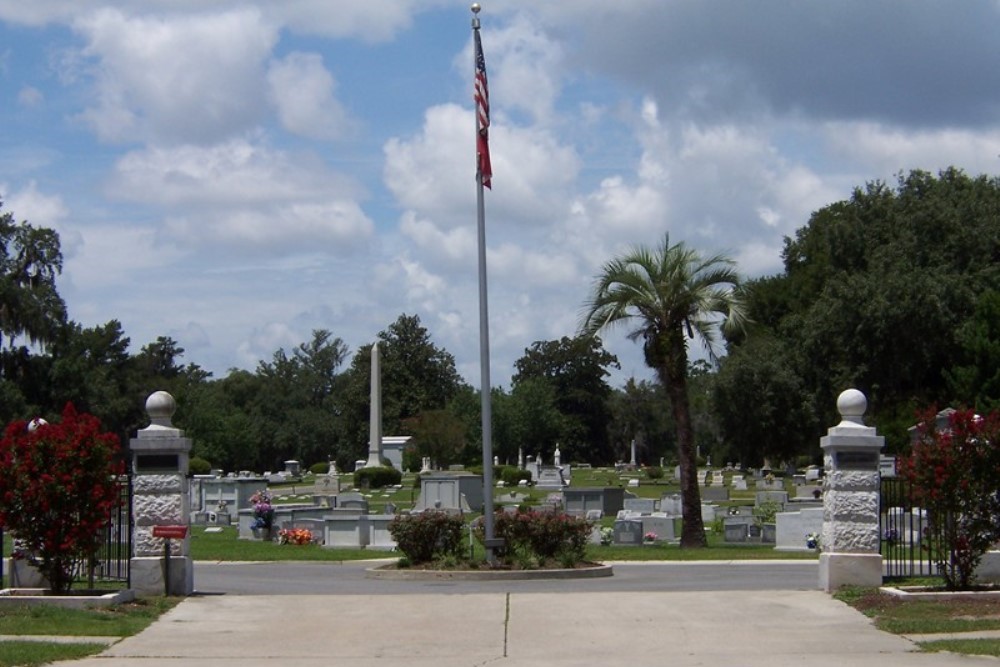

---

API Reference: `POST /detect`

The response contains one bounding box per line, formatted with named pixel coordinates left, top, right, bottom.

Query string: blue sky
left=3, top=1, right=1000, bottom=390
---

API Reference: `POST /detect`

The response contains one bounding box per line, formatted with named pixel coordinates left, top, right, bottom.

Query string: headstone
left=640, top=514, right=676, bottom=542
left=562, top=487, right=626, bottom=518
left=613, top=519, right=644, bottom=545
left=585, top=509, right=603, bottom=521
left=627, top=478, right=640, bottom=488
left=659, top=494, right=683, bottom=516
left=724, top=516, right=751, bottom=542
left=314, top=473, right=340, bottom=505
left=338, top=492, right=369, bottom=512
left=731, top=476, right=748, bottom=491
left=623, top=498, right=656, bottom=515
left=701, top=486, right=730, bottom=502
left=554, top=446, right=561, bottom=466
left=536, top=465, right=568, bottom=489
left=755, top=490, right=788, bottom=507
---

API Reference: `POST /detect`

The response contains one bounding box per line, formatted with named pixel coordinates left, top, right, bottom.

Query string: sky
left=2, top=1, right=1000, bottom=391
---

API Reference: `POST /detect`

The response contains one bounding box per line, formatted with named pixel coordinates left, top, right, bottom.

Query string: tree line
left=3, top=167, right=1000, bottom=481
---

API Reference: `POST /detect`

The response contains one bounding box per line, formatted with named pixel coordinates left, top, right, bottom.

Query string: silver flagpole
left=471, top=2, right=498, bottom=564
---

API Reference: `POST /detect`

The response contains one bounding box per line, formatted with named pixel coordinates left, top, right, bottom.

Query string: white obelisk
left=365, top=343, right=383, bottom=468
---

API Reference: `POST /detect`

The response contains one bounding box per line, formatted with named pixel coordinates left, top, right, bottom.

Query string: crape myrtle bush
left=481, top=508, right=591, bottom=565
left=0, top=404, right=124, bottom=594
left=388, top=511, right=464, bottom=564
left=899, top=408, right=1000, bottom=590
left=354, top=465, right=402, bottom=489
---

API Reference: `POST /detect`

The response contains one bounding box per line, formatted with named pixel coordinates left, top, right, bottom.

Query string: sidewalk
left=59, top=591, right=999, bottom=666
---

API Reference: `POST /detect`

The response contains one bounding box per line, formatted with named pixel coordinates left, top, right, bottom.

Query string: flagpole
left=471, top=2, right=498, bottom=564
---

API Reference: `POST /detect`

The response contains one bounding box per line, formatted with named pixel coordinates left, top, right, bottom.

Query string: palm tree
left=581, top=233, right=746, bottom=547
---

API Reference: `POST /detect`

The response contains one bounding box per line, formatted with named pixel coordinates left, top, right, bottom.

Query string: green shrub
left=309, top=462, right=330, bottom=475
left=188, top=456, right=212, bottom=476
left=354, top=466, right=402, bottom=489
left=484, top=508, right=591, bottom=566
left=388, top=511, right=465, bottom=564
left=500, top=466, right=532, bottom=487
left=644, top=465, right=664, bottom=480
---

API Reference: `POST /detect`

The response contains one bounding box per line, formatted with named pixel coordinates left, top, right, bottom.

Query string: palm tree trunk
left=659, top=353, right=707, bottom=548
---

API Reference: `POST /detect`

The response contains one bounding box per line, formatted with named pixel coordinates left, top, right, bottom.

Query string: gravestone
left=612, top=519, right=644, bottom=545
left=313, top=472, right=340, bottom=506
left=724, top=516, right=752, bottom=542
left=536, top=465, right=568, bottom=489
left=702, top=486, right=730, bottom=502
left=641, top=514, right=676, bottom=542
left=563, top=487, right=626, bottom=518
left=413, top=472, right=483, bottom=513
left=731, top=476, right=748, bottom=491
left=623, top=498, right=656, bottom=514
left=755, top=491, right=788, bottom=507
left=659, top=494, right=682, bottom=516
left=338, top=492, right=369, bottom=512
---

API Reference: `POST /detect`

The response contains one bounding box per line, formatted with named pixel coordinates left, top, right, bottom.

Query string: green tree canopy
left=512, top=335, right=619, bottom=464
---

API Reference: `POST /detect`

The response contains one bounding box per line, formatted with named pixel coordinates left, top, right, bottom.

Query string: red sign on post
left=152, top=525, right=188, bottom=539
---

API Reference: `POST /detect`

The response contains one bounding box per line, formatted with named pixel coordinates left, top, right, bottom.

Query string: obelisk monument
left=365, top=342, right=383, bottom=468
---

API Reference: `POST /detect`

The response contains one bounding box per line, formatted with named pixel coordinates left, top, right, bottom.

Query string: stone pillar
left=130, top=391, right=194, bottom=596
left=365, top=342, right=383, bottom=468
left=818, top=388, right=885, bottom=592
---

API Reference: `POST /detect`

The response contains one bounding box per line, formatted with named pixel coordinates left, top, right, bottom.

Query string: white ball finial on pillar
left=146, top=391, right=177, bottom=428
left=836, top=388, right=867, bottom=426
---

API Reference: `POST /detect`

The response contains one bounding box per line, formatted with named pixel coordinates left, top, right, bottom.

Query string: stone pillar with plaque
left=129, top=391, right=194, bottom=596
left=818, top=388, right=885, bottom=592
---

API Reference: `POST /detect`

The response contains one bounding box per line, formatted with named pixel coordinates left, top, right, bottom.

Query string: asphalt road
left=192, top=559, right=819, bottom=595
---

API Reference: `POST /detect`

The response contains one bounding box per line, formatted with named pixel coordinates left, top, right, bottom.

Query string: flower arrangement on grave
left=805, top=532, right=820, bottom=550
left=643, top=531, right=657, bottom=544
left=250, top=489, right=275, bottom=530
left=599, top=526, right=614, bottom=546
left=278, top=528, right=313, bottom=545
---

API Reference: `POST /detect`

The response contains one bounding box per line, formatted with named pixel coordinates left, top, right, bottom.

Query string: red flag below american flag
left=474, top=29, right=492, bottom=188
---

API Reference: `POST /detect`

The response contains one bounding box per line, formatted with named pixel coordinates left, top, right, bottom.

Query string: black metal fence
left=879, top=476, right=938, bottom=579
left=88, top=474, right=133, bottom=587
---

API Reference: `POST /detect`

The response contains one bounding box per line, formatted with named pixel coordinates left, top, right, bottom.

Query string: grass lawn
left=0, top=597, right=180, bottom=667
left=837, top=585, right=1000, bottom=658
left=0, top=641, right=107, bottom=667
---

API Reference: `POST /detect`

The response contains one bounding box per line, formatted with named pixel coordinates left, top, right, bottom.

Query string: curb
left=0, top=634, right=122, bottom=645
left=365, top=563, right=614, bottom=581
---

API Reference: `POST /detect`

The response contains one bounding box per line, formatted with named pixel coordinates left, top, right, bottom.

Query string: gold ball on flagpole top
left=471, top=3, right=481, bottom=14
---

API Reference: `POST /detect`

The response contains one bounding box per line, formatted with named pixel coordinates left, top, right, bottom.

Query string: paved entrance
left=71, top=590, right=996, bottom=667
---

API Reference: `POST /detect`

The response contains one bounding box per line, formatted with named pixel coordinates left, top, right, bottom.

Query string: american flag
left=474, top=29, right=492, bottom=188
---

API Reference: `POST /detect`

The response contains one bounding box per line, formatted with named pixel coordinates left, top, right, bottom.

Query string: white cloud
left=823, top=122, right=1000, bottom=179
left=267, top=52, right=357, bottom=140
left=107, top=139, right=374, bottom=253
left=73, top=7, right=276, bottom=144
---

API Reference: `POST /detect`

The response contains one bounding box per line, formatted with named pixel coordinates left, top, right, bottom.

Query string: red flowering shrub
left=486, top=508, right=592, bottom=566
left=388, top=511, right=465, bottom=564
left=0, top=404, right=124, bottom=594
left=899, top=408, right=1000, bottom=590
